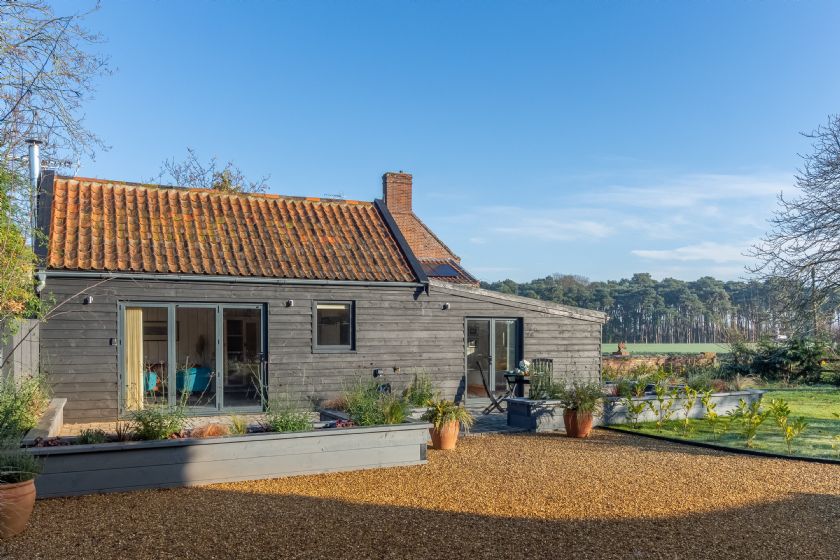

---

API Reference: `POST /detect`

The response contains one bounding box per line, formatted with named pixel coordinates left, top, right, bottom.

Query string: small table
left=503, top=373, right=530, bottom=398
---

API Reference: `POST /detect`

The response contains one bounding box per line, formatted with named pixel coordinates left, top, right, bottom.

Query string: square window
left=314, top=302, right=354, bottom=351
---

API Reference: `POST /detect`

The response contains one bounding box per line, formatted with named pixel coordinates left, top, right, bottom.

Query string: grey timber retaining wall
left=30, top=421, right=431, bottom=498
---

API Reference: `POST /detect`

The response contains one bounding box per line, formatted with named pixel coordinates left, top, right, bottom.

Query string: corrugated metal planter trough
left=29, top=420, right=431, bottom=499
left=602, top=390, right=764, bottom=425
left=507, top=390, right=764, bottom=432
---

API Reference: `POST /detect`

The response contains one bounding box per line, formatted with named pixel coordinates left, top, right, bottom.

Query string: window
left=314, top=302, right=354, bottom=351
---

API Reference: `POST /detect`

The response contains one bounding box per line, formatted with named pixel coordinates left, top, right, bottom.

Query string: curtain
left=123, top=308, right=144, bottom=410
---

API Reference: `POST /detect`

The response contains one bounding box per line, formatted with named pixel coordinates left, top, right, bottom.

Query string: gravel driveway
left=2, top=430, right=838, bottom=559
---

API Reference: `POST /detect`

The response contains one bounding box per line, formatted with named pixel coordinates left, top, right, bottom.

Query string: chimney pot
left=382, top=172, right=412, bottom=214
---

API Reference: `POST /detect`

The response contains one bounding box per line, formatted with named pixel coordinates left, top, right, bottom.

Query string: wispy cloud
left=582, top=173, right=790, bottom=209
left=631, top=241, right=751, bottom=263
left=494, top=219, right=613, bottom=241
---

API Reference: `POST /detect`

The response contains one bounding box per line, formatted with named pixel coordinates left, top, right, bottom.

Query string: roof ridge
left=55, top=175, right=370, bottom=205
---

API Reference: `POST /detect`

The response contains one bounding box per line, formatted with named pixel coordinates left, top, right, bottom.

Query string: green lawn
left=612, top=385, right=840, bottom=460
left=602, top=342, right=733, bottom=354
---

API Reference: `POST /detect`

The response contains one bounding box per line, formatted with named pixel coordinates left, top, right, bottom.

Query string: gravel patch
left=2, top=431, right=838, bottom=559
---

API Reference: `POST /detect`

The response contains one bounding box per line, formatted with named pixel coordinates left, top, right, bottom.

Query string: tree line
left=481, top=273, right=840, bottom=344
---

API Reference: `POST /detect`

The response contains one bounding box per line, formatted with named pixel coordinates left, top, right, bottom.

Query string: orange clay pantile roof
left=46, top=176, right=418, bottom=282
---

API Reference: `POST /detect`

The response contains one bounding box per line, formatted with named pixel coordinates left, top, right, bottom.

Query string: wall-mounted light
left=82, top=295, right=94, bottom=305
left=441, top=302, right=450, bottom=310
left=372, top=368, right=384, bottom=378
left=285, top=299, right=294, bottom=307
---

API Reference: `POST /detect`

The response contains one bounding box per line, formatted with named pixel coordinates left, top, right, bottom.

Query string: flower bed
left=28, top=420, right=431, bottom=498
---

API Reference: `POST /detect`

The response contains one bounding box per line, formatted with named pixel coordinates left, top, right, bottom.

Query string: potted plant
left=0, top=445, right=41, bottom=537
left=421, top=399, right=474, bottom=450
left=559, top=381, right=603, bottom=438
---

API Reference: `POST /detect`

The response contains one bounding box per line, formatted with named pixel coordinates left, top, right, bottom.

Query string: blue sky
left=74, top=1, right=840, bottom=283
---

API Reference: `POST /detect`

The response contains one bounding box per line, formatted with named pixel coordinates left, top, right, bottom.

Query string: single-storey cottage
left=34, top=170, right=605, bottom=422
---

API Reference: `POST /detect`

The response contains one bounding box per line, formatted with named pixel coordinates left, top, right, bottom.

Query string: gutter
left=38, top=269, right=425, bottom=289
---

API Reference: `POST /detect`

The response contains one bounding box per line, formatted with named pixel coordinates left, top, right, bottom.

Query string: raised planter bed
left=602, top=390, right=763, bottom=425
left=29, top=420, right=431, bottom=498
left=507, top=390, right=764, bottom=432
left=22, top=398, right=66, bottom=447
left=506, top=398, right=567, bottom=432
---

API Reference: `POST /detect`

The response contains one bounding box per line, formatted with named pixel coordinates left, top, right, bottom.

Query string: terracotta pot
left=0, top=479, right=36, bottom=538
left=563, top=409, right=594, bottom=438
left=429, top=420, right=461, bottom=450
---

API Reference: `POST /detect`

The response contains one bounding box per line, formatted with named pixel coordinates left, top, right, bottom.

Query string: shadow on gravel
left=2, top=487, right=837, bottom=560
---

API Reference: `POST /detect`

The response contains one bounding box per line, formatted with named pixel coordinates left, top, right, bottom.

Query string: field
left=612, top=385, right=840, bottom=459
left=602, top=342, right=732, bottom=354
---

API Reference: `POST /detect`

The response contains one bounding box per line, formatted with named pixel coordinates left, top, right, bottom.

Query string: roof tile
left=47, top=177, right=417, bottom=283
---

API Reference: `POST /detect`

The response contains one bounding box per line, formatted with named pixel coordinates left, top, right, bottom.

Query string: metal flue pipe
left=26, top=138, right=42, bottom=239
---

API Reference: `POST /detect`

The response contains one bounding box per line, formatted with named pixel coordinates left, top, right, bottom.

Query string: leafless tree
left=749, top=114, right=840, bottom=336
left=153, top=147, right=269, bottom=194
left=0, top=0, right=109, bottom=230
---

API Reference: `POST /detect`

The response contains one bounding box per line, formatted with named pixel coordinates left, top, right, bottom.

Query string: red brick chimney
left=382, top=172, right=412, bottom=214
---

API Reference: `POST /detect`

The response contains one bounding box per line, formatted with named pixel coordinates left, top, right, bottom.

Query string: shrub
left=710, top=378, right=729, bottom=393
left=679, top=386, right=699, bottom=435
left=344, top=377, right=387, bottom=426
left=131, top=405, right=186, bottom=440
left=381, top=394, right=409, bottom=424
left=421, top=399, right=474, bottom=431
left=113, top=419, right=134, bottom=442
left=701, top=391, right=723, bottom=440
left=321, top=395, right=348, bottom=411
left=768, top=398, right=808, bottom=454
left=727, top=398, right=770, bottom=448
left=0, top=445, right=41, bottom=484
left=265, top=397, right=311, bottom=433
left=529, top=370, right=564, bottom=400
left=728, top=373, right=759, bottom=391
left=228, top=414, right=248, bottom=435
left=342, top=377, right=408, bottom=426
left=623, top=395, right=647, bottom=429
left=191, top=422, right=230, bottom=438
left=77, top=428, right=108, bottom=445
left=559, top=381, right=603, bottom=414
left=403, top=373, right=437, bottom=407
left=685, top=365, right=717, bottom=391
left=0, top=374, right=50, bottom=440
left=647, top=383, right=676, bottom=433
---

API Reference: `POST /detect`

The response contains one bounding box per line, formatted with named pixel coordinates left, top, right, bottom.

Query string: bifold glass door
left=465, top=318, right=522, bottom=401
left=120, top=303, right=264, bottom=414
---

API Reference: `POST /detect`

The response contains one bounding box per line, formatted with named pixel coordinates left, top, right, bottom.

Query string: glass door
left=464, top=318, right=522, bottom=403
left=466, top=319, right=491, bottom=399
left=494, top=319, right=520, bottom=396
left=121, top=305, right=170, bottom=410
left=222, top=306, right=264, bottom=410
left=175, top=306, right=218, bottom=410
left=121, top=303, right=265, bottom=414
